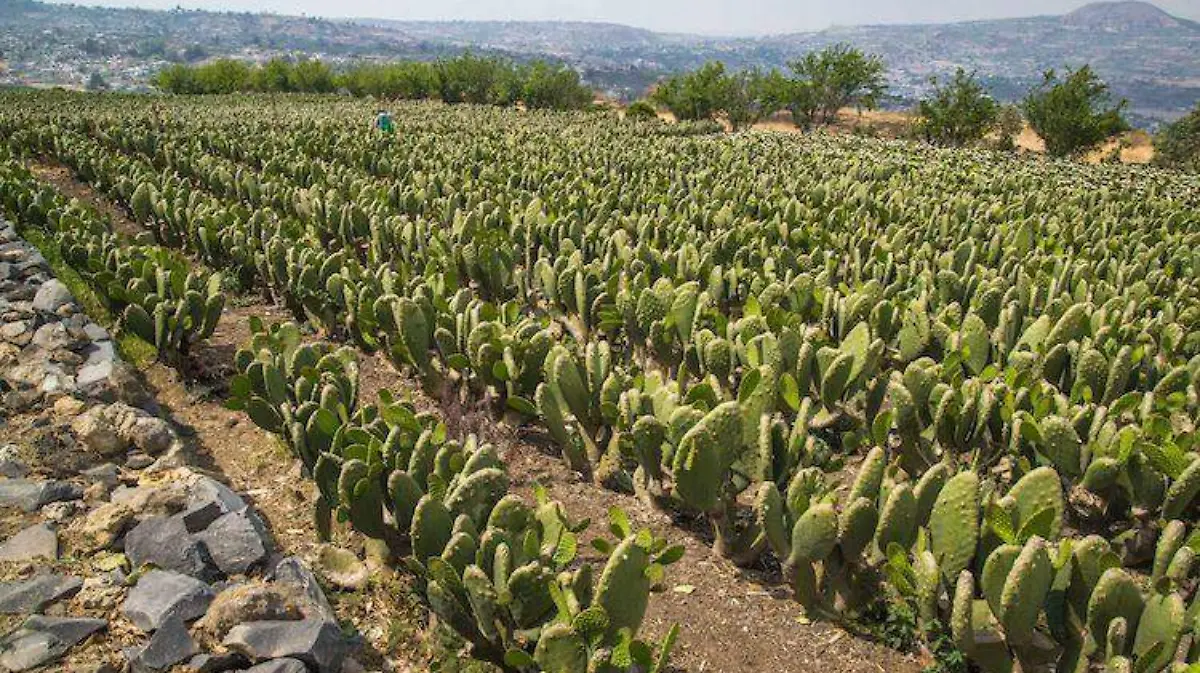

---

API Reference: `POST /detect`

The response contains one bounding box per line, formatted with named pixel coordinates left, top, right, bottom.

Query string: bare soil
left=29, top=161, right=145, bottom=238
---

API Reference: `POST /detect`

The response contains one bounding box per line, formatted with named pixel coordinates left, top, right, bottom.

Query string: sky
left=45, top=0, right=1200, bottom=35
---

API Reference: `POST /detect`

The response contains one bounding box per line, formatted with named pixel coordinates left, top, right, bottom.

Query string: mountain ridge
left=3, top=0, right=1198, bottom=126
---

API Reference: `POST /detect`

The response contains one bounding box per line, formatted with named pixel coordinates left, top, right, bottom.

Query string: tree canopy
left=916, top=68, right=1000, bottom=147
left=1023, top=66, right=1128, bottom=157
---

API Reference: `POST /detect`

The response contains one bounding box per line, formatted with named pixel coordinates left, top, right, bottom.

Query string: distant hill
left=1063, top=1, right=1198, bottom=30
left=2, top=0, right=1198, bottom=127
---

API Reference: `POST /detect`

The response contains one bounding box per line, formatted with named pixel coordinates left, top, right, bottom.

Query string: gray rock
left=126, top=452, right=155, bottom=470
left=244, top=658, right=310, bottom=673
left=223, top=619, right=345, bottom=673
left=0, top=574, right=82, bottom=614
left=125, top=516, right=217, bottom=581
left=0, top=615, right=106, bottom=672
left=183, top=651, right=249, bottom=672
left=316, top=546, right=368, bottom=591
left=0, top=479, right=83, bottom=512
left=0, top=460, right=29, bottom=478
left=122, top=570, right=215, bottom=632
left=187, top=475, right=247, bottom=515
left=196, top=510, right=270, bottom=576
left=0, top=320, right=31, bottom=346
left=0, top=522, right=58, bottom=562
left=128, top=417, right=174, bottom=455
left=76, top=358, right=114, bottom=394
left=269, top=557, right=334, bottom=622
left=83, top=323, right=110, bottom=342
left=31, top=280, right=72, bottom=314
left=125, top=615, right=197, bottom=673
left=180, top=500, right=224, bottom=533
left=41, top=500, right=79, bottom=523
left=30, top=323, right=77, bottom=351
left=82, top=463, right=121, bottom=488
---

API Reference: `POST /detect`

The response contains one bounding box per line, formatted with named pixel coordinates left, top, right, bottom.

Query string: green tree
left=625, top=100, right=658, bottom=120
left=288, top=59, right=334, bottom=93
left=916, top=68, right=999, bottom=146
left=521, top=61, right=592, bottom=110
left=651, top=61, right=732, bottom=122
left=1152, top=103, right=1200, bottom=172
left=152, top=64, right=198, bottom=94
left=86, top=72, right=108, bottom=91
left=787, top=44, right=886, bottom=127
left=1023, top=66, right=1128, bottom=157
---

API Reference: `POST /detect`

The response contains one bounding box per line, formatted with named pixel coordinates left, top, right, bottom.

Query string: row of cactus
left=0, top=153, right=225, bottom=362
left=228, top=319, right=683, bottom=672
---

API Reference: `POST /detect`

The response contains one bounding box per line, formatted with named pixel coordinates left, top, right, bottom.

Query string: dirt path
left=28, top=162, right=145, bottom=238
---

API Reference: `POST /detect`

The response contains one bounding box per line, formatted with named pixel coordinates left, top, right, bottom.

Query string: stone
left=123, top=570, right=215, bottom=632
left=194, top=582, right=304, bottom=646
left=83, top=323, right=110, bottom=341
left=0, top=615, right=106, bottom=672
left=30, top=323, right=77, bottom=351
left=125, top=615, right=197, bottom=673
left=41, top=500, right=79, bottom=523
left=125, top=515, right=217, bottom=581
left=0, top=479, right=83, bottom=512
left=0, top=522, right=58, bottom=562
left=223, top=619, right=345, bottom=673
left=180, top=500, right=224, bottom=533
left=270, top=557, right=334, bottom=622
left=81, top=360, right=152, bottom=407
left=74, top=500, right=135, bottom=551
left=31, top=280, right=72, bottom=314
left=183, top=652, right=250, bottom=672
left=0, top=574, right=82, bottom=614
left=0, top=457, right=29, bottom=478
left=126, top=452, right=155, bottom=470
left=77, top=574, right=125, bottom=611
left=82, top=463, right=121, bottom=489
left=111, top=483, right=187, bottom=516
left=196, top=510, right=270, bottom=576
left=52, top=396, right=86, bottom=417
left=72, top=406, right=129, bottom=456
left=1, top=320, right=31, bottom=346
left=128, top=417, right=174, bottom=455
left=245, top=658, right=309, bottom=673
left=185, top=473, right=247, bottom=514
left=316, top=546, right=369, bottom=591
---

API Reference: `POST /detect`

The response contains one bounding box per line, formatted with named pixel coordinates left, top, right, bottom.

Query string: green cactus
left=1087, top=569, right=1145, bottom=654
left=594, top=535, right=652, bottom=640
left=929, top=471, right=980, bottom=581
left=1162, top=458, right=1200, bottom=520
left=998, top=537, right=1053, bottom=647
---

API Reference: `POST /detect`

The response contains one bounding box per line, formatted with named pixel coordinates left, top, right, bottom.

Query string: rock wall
left=0, top=218, right=348, bottom=673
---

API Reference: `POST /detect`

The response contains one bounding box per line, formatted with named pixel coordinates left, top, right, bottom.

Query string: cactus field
left=2, top=89, right=1200, bottom=673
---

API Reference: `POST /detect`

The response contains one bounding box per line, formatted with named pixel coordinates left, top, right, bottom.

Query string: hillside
left=2, top=0, right=1198, bottom=125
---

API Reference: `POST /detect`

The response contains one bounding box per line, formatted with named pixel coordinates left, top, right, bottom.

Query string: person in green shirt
left=373, top=109, right=394, bottom=133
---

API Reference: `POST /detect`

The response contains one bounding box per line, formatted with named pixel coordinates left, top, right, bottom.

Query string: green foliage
left=916, top=68, right=1000, bottom=147
left=1153, top=102, right=1200, bottom=172
left=624, top=100, right=658, bottom=121
left=787, top=43, right=887, bottom=127
left=1023, top=65, right=1129, bottom=157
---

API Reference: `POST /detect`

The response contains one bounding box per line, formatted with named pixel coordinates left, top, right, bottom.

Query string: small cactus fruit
left=929, top=471, right=980, bottom=580
left=1087, top=568, right=1145, bottom=654
left=999, top=537, right=1053, bottom=646
left=594, top=535, right=652, bottom=639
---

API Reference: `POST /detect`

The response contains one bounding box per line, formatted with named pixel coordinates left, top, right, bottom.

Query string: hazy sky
left=47, top=0, right=1200, bottom=35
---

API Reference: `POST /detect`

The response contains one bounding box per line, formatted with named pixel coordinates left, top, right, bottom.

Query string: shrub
left=1023, top=65, right=1128, bottom=157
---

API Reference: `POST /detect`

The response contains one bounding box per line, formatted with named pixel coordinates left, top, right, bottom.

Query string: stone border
left=0, top=218, right=351, bottom=673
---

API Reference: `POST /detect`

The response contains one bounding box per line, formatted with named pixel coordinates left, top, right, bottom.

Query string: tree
left=521, top=61, right=592, bottom=110
left=86, top=72, right=108, bottom=91
left=651, top=61, right=732, bottom=122
left=625, top=100, right=658, bottom=121
left=916, top=68, right=999, bottom=146
left=787, top=44, right=886, bottom=127
left=993, top=104, right=1024, bottom=152
left=1152, top=102, right=1200, bottom=172
left=1023, top=66, right=1128, bottom=157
